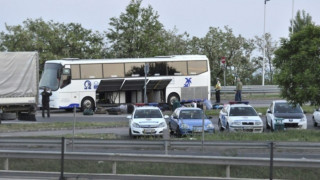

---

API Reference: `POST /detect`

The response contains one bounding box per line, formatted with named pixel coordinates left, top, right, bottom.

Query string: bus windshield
left=39, top=63, right=61, bottom=91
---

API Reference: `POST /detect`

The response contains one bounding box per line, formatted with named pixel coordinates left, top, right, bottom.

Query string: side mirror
left=164, top=115, right=169, bottom=119
left=126, top=115, right=132, bottom=119
left=258, top=113, right=262, bottom=116
left=267, top=110, right=272, bottom=114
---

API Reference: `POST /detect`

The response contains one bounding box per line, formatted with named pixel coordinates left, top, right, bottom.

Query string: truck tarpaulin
left=0, top=52, right=38, bottom=97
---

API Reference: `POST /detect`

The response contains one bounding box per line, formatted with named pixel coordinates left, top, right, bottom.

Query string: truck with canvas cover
left=0, top=52, right=39, bottom=121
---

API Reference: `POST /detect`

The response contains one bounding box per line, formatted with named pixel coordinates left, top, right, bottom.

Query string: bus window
left=188, top=60, right=207, bottom=75
left=167, top=61, right=187, bottom=76
left=80, top=64, right=103, bottom=79
left=125, top=62, right=145, bottom=77
left=71, top=64, right=80, bottom=79
left=103, top=63, right=124, bottom=78
left=149, top=62, right=168, bottom=76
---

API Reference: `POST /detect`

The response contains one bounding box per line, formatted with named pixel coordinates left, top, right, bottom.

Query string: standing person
left=42, top=87, right=52, bottom=118
left=235, top=77, right=243, bottom=102
left=215, top=78, right=221, bottom=103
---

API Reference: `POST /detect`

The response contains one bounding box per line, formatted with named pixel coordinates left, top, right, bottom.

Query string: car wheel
left=313, top=117, right=318, bottom=127
left=266, top=118, right=270, bottom=129
left=218, top=119, right=224, bottom=131
left=176, top=127, right=182, bottom=138
left=226, top=123, right=230, bottom=132
left=271, top=121, right=274, bottom=132
left=129, top=128, right=134, bottom=138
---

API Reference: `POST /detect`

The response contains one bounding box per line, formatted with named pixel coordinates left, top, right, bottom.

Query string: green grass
left=0, top=121, right=128, bottom=133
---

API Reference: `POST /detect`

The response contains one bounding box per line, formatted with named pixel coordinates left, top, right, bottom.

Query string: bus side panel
left=165, top=71, right=210, bottom=103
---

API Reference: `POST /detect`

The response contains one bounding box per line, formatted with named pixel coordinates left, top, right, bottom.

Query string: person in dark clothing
left=42, top=87, right=52, bottom=118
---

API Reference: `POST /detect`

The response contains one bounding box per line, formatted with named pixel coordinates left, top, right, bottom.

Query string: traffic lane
left=10, top=111, right=320, bottom=130
left=3, top=111, right=318, bottom=131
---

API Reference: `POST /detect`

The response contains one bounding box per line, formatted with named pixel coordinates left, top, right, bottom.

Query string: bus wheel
left=81, top=97, right=95, bottom=111
left=167, top=93, right=180, bottom=106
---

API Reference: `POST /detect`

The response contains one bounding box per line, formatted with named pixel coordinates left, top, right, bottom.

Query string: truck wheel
left=81, top=97, right=95, bottom=111
left=1, top=113, right=16, bottom=120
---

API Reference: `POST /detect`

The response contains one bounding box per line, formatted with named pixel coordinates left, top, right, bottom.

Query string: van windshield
left=39, top=63, right=61, bottom=91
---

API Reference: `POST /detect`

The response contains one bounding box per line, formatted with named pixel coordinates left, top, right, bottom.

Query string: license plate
left=193, top=127, right=203, bottom=132
left=143, top=128, right=155, bottom=134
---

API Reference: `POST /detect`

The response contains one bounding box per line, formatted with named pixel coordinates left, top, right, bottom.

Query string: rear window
left=274, top=103, right=302, bottom=113
left=134, top=109, right=162, bottom=118
left=179, top=110, right=203, bottom=119
left=230, top=107, right=258, bottom=116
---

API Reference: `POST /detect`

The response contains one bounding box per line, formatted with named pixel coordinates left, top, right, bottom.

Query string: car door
left=219, top=106, right=229, bottom=128
left=169, top=110, right=179, bottom=132
left=266, top=103, right=274, bottom=126
left=314, top=108, right=320, bottom=123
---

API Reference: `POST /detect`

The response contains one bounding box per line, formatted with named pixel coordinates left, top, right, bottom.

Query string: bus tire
left=81, top=97, right=95, bottom=111
left=167, top=93, right=180, bottom=106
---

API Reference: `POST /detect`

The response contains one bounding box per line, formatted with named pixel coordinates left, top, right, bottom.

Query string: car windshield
left=229, top=107, right=258, bottom=116
left=179, top=110, right=203, bottom=119
left=274, top=103, right=302, bottom=113
left=134, top=109, right=162, bottom=118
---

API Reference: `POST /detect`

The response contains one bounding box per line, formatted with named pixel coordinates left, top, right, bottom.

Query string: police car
left=218, top=102, right=263, bottom=133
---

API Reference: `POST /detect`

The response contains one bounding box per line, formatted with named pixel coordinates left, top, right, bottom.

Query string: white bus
left=38, top=55, right=211, bottom=110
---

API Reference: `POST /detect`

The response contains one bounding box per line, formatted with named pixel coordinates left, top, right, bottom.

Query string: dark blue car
left=169, top=107, right=215, bottom=137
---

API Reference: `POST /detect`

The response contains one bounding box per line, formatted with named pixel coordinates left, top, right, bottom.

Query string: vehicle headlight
left=231, top=121, right=241, bottom=126
left=180, top=123, right=189, bottom=129
left=301, top=116, right=307, bottom=122
left=206, top=123, right=214, bottom=129
left=132, top=122, right=140, bottom=128
left=255, top=121, right=262, bottom=125
left=157, top=122, right=166, bottom=128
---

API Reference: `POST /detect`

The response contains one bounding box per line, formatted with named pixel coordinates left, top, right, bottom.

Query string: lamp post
left=262, top=0, right=270, bottom=86
left=291, top=0, right=294, bottom=34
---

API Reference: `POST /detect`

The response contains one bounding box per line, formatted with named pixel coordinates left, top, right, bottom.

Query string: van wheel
left=81, top=97, right=95, bottom=111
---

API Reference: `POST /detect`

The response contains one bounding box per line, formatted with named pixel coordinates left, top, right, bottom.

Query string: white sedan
left=127, top=106, right=168, bottom=137
left=266, top=100, right=307, bottom=131
left=312, top=108, right=320, bottom=127
left=218, top=103, right=263, bottom=133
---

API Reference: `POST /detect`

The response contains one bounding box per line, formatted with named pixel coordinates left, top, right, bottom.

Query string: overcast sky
left=1, top=0, right=319, bottom=41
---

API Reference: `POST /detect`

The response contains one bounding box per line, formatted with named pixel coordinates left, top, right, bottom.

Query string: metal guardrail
left=211, top=85, right=280, bottom=94
left=0, top=138, right=320, bottom=179
left=1, top=138, right=320, bottom=150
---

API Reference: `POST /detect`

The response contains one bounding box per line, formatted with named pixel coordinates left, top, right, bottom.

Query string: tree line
left=1, top=0, right=319, bottom=105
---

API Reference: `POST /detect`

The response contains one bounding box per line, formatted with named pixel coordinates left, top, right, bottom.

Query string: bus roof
left=45, top=55, right=208, bottom=65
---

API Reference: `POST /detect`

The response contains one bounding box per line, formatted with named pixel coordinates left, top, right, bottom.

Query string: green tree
left=274, top=25, right=320, bottom=105
left=254, top=33, right=278, bottom=84
left=191, top=26, right=256, bottom=85
left=0, top=18, right=106, bottom=71
left=107, top=0, right=165, bottom=58
left=289, top=10, right=314, bottom=34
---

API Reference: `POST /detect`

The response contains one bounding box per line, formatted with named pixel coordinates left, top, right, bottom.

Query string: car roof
left=175, top=107, right=202, bottom=111
left=135, top=106, right=160, bottom=110
left=228, top=104, right=252, bottom=108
